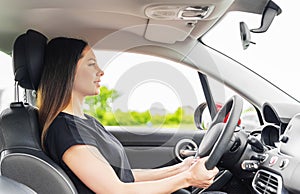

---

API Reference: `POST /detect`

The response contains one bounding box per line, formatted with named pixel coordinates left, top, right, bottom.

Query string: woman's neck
left=62, top=94, right=85, bottom=118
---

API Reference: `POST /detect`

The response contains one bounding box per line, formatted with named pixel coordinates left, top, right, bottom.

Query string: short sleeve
left=44, top=115, right=98, bottom=164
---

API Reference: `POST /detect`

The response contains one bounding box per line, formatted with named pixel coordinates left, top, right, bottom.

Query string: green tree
left=164, top=107, right=183, bottom=125
left=84, top=86, right=119, bottom=120
left=130, top=111, right=151, bottom=125
left=84, top=86, right=195, bottom=129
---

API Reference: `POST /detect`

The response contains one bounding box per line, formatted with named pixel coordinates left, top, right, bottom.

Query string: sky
left=0, top=0, right=298, bottom=112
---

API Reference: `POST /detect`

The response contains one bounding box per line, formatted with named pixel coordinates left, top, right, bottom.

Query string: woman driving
left=37, top=37, right=220, bottom=194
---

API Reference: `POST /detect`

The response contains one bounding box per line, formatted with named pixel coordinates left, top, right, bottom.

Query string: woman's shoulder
left=50, top=112, right=72, bottom=125
left=49, top=112, right=100, bottom=133
left=47, top=112, right=83, bottom=134
left=48, top=112, right=106, bottom=139
left=46, top=112, right=70, bottom=133
left=54, top=112, right=90, bottom=124
left=46, top=112, right=91, bottom=144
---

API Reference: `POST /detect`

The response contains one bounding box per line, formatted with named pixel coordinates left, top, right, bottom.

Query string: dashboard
left=251, top=103, right=300, bottom=194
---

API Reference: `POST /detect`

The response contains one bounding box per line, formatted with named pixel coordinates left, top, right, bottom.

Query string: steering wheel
left=196, top=95, right=243, bottom=170
left=190, top=95, right=243, bottom=194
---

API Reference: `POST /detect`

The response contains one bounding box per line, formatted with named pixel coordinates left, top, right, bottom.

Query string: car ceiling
left=0, top=0, right=268, bottom=57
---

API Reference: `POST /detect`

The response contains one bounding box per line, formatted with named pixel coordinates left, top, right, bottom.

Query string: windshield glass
left=202, top=0, right=300, bottom=101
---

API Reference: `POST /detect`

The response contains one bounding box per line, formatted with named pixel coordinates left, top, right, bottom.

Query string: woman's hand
left=187, top=157, right=219, bottom=189
left=178, top=157, right=195, bottom=172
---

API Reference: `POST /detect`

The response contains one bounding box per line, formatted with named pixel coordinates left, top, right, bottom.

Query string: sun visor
left=144, top=20, right=197, bottom=44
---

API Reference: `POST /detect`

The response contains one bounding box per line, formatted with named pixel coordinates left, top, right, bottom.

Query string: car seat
left=0, top=29, right=78, bottom=194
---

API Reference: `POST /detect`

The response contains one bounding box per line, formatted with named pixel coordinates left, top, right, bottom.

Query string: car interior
left=0, top=0, right=299, bottom=194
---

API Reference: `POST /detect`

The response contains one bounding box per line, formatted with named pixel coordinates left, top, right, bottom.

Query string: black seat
left=0, top=29, right=78, bottom=194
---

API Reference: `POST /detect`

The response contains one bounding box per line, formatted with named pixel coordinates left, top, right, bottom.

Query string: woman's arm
left=132, top=157, right=194, bottom=182
left=63, top=145, right=218, bottom=194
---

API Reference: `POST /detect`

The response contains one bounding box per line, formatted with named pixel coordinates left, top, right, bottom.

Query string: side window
left=84, top=51, right=205, bottom=130
left=0, top=51, right=14, bottom=112
left=202, top=76, right=261, bottom=132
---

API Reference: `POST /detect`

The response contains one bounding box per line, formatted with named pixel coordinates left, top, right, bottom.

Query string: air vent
left=252, top=170, right=283, bottom=194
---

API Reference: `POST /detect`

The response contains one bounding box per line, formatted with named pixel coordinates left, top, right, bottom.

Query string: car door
left=109, top=127, right=205, bottom=169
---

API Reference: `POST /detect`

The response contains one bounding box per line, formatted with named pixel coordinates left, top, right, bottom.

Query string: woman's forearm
left=119, top=170, right=191, bottom=194
left=63, top=146, right=217, bottom=194
left=132, top=162, right=184, bottom=182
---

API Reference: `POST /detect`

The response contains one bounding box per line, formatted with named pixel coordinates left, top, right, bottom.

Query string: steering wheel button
left=230, top=140, right=241, bottom=152
left=269, top=156, right=278, bottom=166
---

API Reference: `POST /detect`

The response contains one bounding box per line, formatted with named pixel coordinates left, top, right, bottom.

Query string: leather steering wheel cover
left=200, top=95, right=243, bottom=170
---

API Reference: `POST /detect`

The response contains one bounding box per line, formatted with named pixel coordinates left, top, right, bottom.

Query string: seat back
left=0, top=29, right=78, bottom=194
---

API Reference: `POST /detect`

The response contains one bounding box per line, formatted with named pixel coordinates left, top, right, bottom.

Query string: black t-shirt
left=44, top=112, right=134, bottom=194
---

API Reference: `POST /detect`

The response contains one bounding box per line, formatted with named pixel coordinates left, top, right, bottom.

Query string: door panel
left=108, top=127, right=205, bottom=169
left=125, top=146, right=175, bottom=169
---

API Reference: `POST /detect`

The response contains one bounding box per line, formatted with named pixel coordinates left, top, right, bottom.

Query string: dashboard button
left=280, top=135, right=289, bottom=143
left=269, top=156, right=278, bottom=166
left=279, top=159, right=289, bottom=169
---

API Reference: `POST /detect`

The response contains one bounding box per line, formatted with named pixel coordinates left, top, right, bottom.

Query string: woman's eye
left=88, top=63, right=96, bottom=66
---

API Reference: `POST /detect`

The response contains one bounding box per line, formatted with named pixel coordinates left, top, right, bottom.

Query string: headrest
left=13, top=29, right=47, bottom=90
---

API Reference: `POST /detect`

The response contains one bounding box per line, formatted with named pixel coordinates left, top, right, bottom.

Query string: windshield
left=202, top=0, right=300, bottom=101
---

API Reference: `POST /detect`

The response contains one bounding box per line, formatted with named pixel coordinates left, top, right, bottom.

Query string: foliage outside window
left=84, top=86, right=195, bottom=129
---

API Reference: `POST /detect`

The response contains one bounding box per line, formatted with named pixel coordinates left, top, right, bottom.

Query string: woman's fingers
left=188, top=157, right=219, bottom=188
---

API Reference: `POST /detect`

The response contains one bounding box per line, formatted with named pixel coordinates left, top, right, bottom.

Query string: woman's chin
left=94, top=90, right=100, bottom=96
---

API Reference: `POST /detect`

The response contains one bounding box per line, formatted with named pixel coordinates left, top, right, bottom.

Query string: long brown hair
left=37, top=37, right=87, bottom=148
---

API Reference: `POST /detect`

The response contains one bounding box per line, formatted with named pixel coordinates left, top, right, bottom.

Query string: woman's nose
left=97, top=67, right=104, bottom=76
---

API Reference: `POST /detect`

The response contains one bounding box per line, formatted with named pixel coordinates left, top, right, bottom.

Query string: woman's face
left=73, top=46, right=104, bottom=98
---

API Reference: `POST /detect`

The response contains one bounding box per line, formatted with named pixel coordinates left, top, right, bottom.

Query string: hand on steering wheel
left=190, top=96, right=243, bottom=194
left=196, top=95, right=243, bottom=170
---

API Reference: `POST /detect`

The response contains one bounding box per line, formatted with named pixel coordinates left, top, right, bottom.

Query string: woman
left=37, top=37, right=219, bottom=194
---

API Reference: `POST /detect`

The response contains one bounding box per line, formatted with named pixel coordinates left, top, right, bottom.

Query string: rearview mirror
left=239, top=0, right=281, bottom=50
left=240, top=22, right=255, bottom=50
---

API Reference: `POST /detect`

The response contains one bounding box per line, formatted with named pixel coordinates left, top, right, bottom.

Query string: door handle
left=179, top=149, right=197, bottom=157
left=175, top=139, right=198, bottom=161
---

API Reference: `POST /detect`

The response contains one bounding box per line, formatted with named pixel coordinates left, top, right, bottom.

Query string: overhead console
left=143, top=0, right=235, bottom=43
